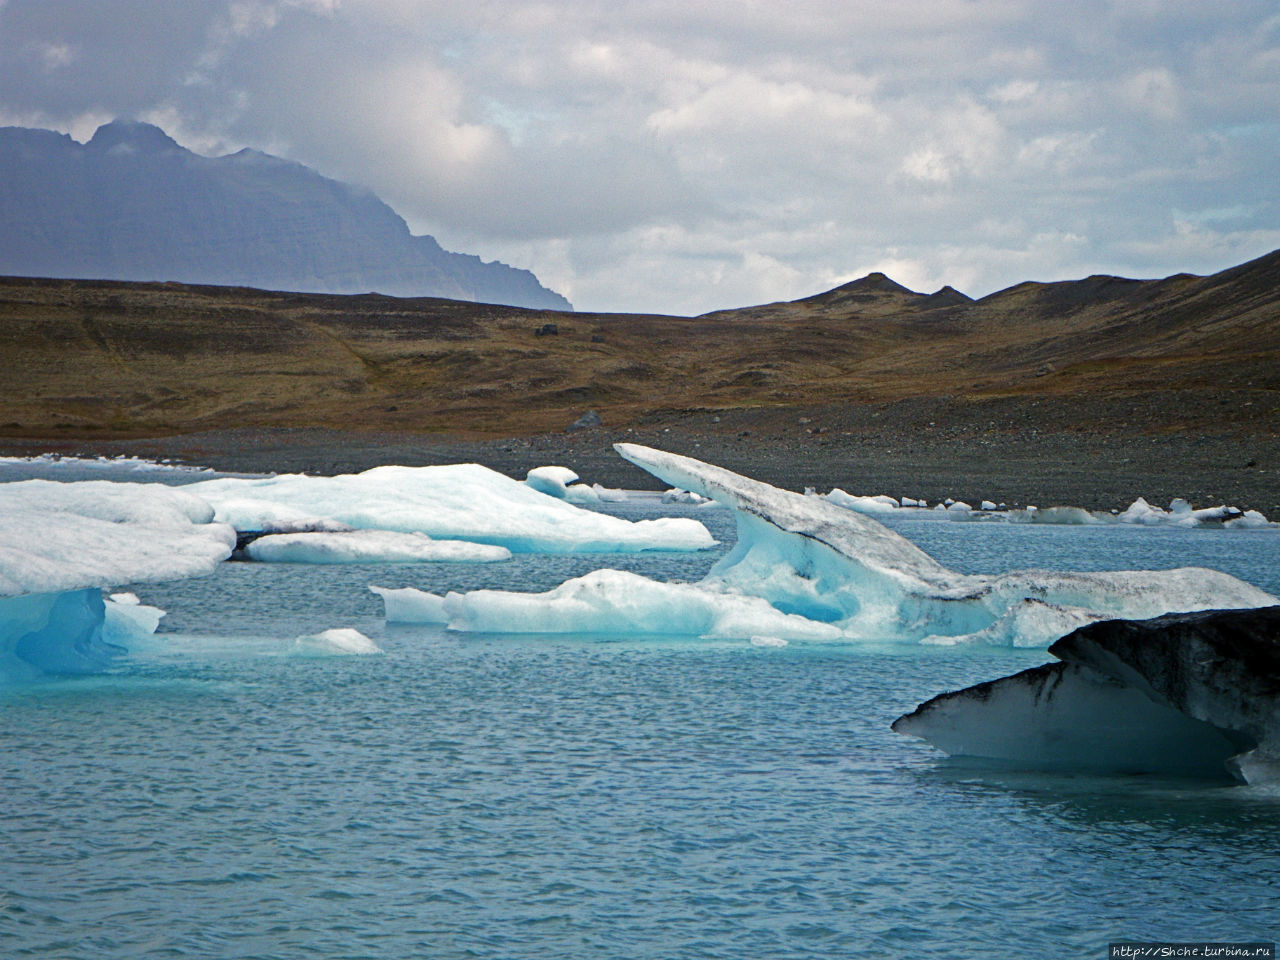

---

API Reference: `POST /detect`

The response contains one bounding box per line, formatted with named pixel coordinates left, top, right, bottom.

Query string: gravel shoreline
left=4, top=412, right=1278, bottom=516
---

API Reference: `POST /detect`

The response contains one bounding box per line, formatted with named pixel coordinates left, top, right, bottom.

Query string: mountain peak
left=842, top=272, right=916, bottom=295
left=87, top=120, right=183, bottom=155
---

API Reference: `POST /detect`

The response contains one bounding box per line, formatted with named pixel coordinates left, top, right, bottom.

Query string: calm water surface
left=3, top=497, right=1279, bottom=959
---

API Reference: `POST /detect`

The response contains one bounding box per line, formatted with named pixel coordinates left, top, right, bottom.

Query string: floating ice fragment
left=663, top=488, right=710, bottom=505
left=103, top=592, right=165, bottom=646
left=246, top=530, right=511, bottom=564
left=293, top=628, right=382, bottom=656
left=1227, top=510, right=1270, bottom=530
left=525, top=465, right=581, bottom=497
left=825, top=489, right=898, bottom=513
left=379, top=569, right=842, bottom=641
left=188, top=464, right=714, bottom=553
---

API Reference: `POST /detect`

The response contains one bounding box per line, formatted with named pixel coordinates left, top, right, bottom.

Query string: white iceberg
left=374, top=445, right=1276, bottom=646
left=376, top=569, right=842, bottom=642
left=524, top=465, right=606, bottom=503
left=293, top=628, right=382, bottom=656
left=824, top=489, right=899, bottom=514
left=1115, top=497, right=1267, bottom=528
left=0, top=480, right=235, bottom=680
left=245, top=530, right=511, bottom=564
left=188, top=464, right=713, bottom=554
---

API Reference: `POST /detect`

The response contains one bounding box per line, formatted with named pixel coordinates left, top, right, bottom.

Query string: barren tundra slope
left=1, top=250, right=1277, bottom=441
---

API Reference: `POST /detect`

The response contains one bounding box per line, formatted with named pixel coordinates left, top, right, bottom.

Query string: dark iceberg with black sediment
left=893, top=606, right=1280, bottom=784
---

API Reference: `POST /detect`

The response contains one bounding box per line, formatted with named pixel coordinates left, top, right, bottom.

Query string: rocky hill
left=0, top=120, right=570, bottom=311
left=0, top=250, right=1276, bottom=445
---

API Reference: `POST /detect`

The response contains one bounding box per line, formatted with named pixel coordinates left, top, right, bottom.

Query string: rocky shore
left=3, top=397, right=1277, bottom=515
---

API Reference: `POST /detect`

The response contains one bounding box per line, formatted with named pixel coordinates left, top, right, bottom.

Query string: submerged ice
left=376, top=445, right=1276, bottom=645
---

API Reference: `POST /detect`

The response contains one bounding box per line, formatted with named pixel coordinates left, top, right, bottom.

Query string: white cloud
left=0, top=0, right=1277, bottom=312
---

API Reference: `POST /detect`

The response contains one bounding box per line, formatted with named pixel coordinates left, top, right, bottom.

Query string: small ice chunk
left=980, top=500, right=998, bottom=511
left=103, top=592, right=165, bottom=646
left=663, top=488, right=710, bottom=505
left=1227, top=510, right=1270, bottom=530
left=825, top=489, right=898, bottom=513
left=525, top=465, right=581, bottom=498
left=591, top=483, right=629, bottom=503
left=293, top=628, right=382, bottom=656
left=245, top=530, right=511, bottom=564
left=1117, top=496, right=1168, bottom=525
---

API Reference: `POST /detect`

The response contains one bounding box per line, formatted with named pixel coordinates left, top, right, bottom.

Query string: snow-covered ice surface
left=374, top=445, right=1276, bottom=646
left=0, top=480, right=235, bottom=598
left=188, top=464, right=714, bottom=554
left=246, top=530, right=511, bottom=564
left=894, top=606, right=1280, bottom=785
left=0, top=480, right=234, bottom=681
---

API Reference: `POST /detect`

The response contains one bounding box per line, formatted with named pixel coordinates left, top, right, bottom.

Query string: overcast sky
left=1, top=0, right=1277, bottom=313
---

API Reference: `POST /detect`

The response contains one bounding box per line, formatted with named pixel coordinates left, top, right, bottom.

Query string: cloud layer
left=2, top=0, right=1277, bottom=313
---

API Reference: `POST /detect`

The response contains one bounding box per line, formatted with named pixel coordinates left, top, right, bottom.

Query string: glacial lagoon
left=2, top=462, right=1279, bottom=958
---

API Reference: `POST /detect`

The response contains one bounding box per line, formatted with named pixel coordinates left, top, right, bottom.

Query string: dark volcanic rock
left=0, top=120, right=571, bottom=311
left=568, top=410, right=603, bottom=432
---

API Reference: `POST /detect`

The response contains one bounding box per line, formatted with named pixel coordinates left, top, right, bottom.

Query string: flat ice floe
left=375, top=445, right=1276, bottom=646
left=188, top=464, right=713, bottom=554
left=0, top=480, right=235, bottom=680
left=245, top=530, right=511, bottom=564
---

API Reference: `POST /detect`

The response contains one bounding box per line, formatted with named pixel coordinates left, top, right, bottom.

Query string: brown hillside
left=0, top=250, right=1278, bottom=441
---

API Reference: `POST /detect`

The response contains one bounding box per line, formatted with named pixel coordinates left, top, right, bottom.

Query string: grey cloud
left=1, top=0, right=1277, bottom=312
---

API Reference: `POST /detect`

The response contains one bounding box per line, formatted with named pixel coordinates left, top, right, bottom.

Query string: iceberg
left=0, top=480, right=234, bottom=680
left=824, top=489, right=899, bottom=514
left=245, top=530, right=511, bottom=564
left=893, top=606, right=1280, bottom=784
left=293, top=628, right=382, bottom=656
left=374, top=445, right=1275, bottom=645
left=375, top=569, right=843, bottom=641
left=188, top=464, right=713, bottom=554
left=523, top=465, right=613, bottom=504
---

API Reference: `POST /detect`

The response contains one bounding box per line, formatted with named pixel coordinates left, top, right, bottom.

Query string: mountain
left=699, top=271, right=974, bottom=322
left=0, top=120, right=571, bottom=311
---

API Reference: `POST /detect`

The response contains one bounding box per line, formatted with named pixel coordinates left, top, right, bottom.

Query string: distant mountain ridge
left=0, top=120, right=571, bottom=310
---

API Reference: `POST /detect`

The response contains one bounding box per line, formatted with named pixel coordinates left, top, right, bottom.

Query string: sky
left=1, top=0, right=1277, bottom=314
